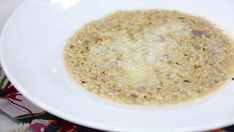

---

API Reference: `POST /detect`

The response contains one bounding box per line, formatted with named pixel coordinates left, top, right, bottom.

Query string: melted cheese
left=89, top=20, right=190, bottom=87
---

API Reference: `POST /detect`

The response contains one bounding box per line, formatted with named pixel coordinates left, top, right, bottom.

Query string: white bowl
left=1, top=0, right=234, bottom=131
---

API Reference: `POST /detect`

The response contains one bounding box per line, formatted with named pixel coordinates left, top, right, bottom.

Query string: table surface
left=0, top=0, right=233, bottom=131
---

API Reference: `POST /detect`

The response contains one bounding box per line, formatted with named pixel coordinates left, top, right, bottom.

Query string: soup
left=63, top=10, right=234, bottom=105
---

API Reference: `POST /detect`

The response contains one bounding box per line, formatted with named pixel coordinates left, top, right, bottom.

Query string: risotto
left=63, top=10, right=234, bottom=105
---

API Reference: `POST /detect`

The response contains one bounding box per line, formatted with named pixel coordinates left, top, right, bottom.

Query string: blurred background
left=0, top=0, right=23, bottom=31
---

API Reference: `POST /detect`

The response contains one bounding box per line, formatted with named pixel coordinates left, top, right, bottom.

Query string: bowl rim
left=1, top=0, right=234, bottom=131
